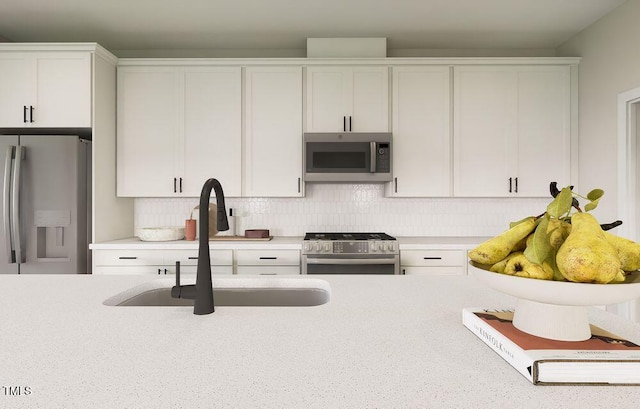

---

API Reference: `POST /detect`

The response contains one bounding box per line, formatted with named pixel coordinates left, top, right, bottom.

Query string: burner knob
left=303, top=243, right=311, bottom=252
left=314, top=243, right=321, bottom=252
left=323, top=243, right=331, bottom=252
left=370, top=242, right=377, bottom=252
left=389, top=242, right=396, bottom=252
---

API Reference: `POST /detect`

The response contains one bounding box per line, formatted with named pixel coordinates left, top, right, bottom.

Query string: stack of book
left=462, top=308, right=640, bottom=385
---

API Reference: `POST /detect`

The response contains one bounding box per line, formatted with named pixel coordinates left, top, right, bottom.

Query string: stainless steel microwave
left=304, top=132, right=392, bottom=182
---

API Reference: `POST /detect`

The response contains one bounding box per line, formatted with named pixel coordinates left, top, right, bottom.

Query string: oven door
left=303, top=255, right=400, bottom=275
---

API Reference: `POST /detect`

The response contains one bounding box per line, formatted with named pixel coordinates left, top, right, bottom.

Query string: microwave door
left=306, top=142, right=370, bottom=173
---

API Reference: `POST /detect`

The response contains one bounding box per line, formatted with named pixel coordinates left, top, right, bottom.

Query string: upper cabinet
left=244, top=66, right=303, bottom=197
left=305, top=66, right=389, bottom=132
left=453, top=65, right=571, bottom=197
left=117, top=66, right=242, bottom=197
left=0, top=52, right=91, bottom=128
left=388, top=66, right=451, bottom=197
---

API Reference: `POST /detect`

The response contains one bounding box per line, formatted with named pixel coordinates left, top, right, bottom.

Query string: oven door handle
left=305, top=258, right=395, bottom=265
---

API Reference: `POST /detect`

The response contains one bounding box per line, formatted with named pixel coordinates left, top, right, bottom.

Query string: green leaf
left=524, top=214, right=552, bottom=265
left=585, top=198, right=601, bottom=212
left=509, top=216, right=533, bottom=229
left=587, top=189, right=604, bottom=201
left=547, top=187, right=573, bottom=218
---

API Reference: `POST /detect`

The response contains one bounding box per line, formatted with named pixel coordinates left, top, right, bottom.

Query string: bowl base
left=513, top=299, right=592, bottom=341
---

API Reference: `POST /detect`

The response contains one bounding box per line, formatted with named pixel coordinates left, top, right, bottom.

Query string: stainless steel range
left=302, top=233, right=400, bottom=275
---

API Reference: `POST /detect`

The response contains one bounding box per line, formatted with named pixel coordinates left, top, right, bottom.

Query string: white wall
left=557, top=0, right=640, bottom=224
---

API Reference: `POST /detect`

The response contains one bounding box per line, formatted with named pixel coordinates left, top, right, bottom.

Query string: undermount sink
left=103, top=278, right=331, bottom=307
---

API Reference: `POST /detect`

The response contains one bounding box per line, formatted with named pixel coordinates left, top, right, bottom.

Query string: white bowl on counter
left=137, top=227, right=185, bottom=242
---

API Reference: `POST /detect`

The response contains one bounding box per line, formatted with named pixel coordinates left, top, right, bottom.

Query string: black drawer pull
left=119, top=256, right=138, bottom=260
left=188, top=257, right=198, bottom=260
left=259, top=257, right=277, bottom=260
left=259, top=273, right=277, bottom=275
left=423, top=257, right=442, bottom=260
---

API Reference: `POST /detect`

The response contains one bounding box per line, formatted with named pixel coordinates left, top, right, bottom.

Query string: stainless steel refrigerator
left=1, top=135, right=91, bottom=274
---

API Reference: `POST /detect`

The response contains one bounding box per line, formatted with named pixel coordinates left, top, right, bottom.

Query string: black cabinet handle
left=175, top=261, right=181, bottom=286
left=394, top=177, right=398, bottom=193
left=174, top=178, right=177, bottom=193
left=179, top=177, right=183, bottom=193
left=118, top=256, right=138, bottom=260
left=29, top=106, right=34, bottom=123
left=343, top=116, right=346, bottom=132
left=259, top=273, right=277, bottom=275
left=515, top=177, right=518, bottom=193
left=164, top=268, right=168, bottom=275
left=423, top=257, right=442, bottom=260
left=188, top=256, right=198, bottom=260
left=23, top=106, right=27, bottom=123
left=259, top=257, right=277, bottom=260
left=508, top=177, right=512, bottom=193
left=298, top=177, right=301, bottom=193
left=349, top=116, right=352, bottom=132
left=158, top=268, right=161, bottom=275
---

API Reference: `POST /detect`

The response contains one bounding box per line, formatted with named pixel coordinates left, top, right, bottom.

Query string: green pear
left=603, top=231, right=640, bottom=272
left=469, top=218, right=537, bottom=265
left=503, top=253, right=554, bottom=280
left=490, top=252, right=522, bottom=274
left=556, top=213, right=621, bottom=283
left=547, top=219, right=572, bottom=250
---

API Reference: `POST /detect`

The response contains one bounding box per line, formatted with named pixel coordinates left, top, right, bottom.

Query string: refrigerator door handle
left=3, top=146, right=15, bottom=263
left=12, top=146, right=24, bottom=263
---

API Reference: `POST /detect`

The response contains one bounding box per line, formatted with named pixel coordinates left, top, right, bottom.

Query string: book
left=462, top=308, right=640, bottom=385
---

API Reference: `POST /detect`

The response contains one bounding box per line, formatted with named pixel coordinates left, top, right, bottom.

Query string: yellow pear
left=503, top=253, right=554, bottom=280
left=603, top=231, right=640, bottom=272
left=547, top=219, right=572, bottom=250
left=490, top=252, right=522, bottom=274
left=556, top=213, right=621, bottom=283
left=469, top=218, right=537, bottom=265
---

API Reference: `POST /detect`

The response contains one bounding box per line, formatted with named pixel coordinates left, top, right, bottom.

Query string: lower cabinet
left=400, top=249, right=467, bottom=275
left=93, top=249, right=233, bottom=275
left=93, top=248, right=300, bottom=275
left=235, top=250, right=301, bottom=275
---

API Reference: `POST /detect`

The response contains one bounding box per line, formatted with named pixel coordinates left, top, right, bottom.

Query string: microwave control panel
left=376, top=143, right=391, bottom=173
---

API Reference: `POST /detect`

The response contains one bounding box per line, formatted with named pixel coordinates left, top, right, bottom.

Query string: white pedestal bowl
left=469, top=261, right=640, bottom=341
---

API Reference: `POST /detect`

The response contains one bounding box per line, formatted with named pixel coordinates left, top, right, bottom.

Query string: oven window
left=306, top=263, right=395, bottom=275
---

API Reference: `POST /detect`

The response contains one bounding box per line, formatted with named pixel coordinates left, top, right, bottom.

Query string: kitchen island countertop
left=1, top=273, right=639, bottom=408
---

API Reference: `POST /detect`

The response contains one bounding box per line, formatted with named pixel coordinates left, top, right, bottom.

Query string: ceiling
left=0, top=0, right=628, bottom=55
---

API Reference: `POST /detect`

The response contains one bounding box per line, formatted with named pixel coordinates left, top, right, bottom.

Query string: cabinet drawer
left=94, top=250, right=164, bottom=266
left=400, top=250, right=464, bottom=266
left=93, top=266, right=166, bottom=275
left=401, top=266, right=466, bottom=276
left=235, top=250, right=300, bottom=266
left=236, top=266, right=300, bottom=275
left=164, top=249, right=233, bottom=266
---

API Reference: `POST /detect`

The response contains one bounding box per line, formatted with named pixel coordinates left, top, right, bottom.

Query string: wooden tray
left=208, top=235, right=273, bottom=241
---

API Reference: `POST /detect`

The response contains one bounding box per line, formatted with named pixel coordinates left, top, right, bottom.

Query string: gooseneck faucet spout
left=171, top=178, right=229, bottom=315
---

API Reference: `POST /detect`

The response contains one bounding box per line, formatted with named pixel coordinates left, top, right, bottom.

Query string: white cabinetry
left=305, top=66, right=389, bottom=132
left=400, top=250, right=466, bottom=275
left=0, top=52, right=91, bottom=127
left=93, top=249, right=233, bottom=275
left=244, top=67, right=303, bottom=196
left=388, top=66, right=451, bottom=197
left=117, top=66, right=241, bottom=197
left=235, top=250, right=301, bottom=275
left=453, top=65, right=571, bottom=197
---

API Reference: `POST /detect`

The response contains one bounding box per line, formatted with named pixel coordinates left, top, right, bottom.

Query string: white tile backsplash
left=134, top=184, right=551, bottom=237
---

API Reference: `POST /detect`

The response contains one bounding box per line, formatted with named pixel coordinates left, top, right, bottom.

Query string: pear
left=556, top=213, right=621, bottom=283
left=490, top=251, right=522, bottom=274
left=603, top=231, right=640, bottom=272
left=469, top=217, right=537, bottom=265
left=503, top=253, right=554, bottom=280
left=547, top=219, right=572, bottom=250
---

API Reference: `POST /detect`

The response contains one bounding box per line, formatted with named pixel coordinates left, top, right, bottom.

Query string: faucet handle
left=175, top=261, right=181, bottom=287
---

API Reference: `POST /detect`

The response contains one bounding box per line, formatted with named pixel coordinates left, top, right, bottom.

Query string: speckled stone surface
left=1, top=274, right=639, bottom=409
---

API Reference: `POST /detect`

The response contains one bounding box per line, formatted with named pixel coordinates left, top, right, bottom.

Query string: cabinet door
left=305, top=66, right=389, bottom=132
left=390, top=66, right=451, bottom=197
left=305, top=67, right=347, bottom=132
left=244, top=66, right=303, bottom=196
left=453, top=66, right=518, bottom=197
left=181, top=67, right=242, bottom=197
left=350, top=66, right=389, bottom=132
left=117, top=67, right=179, bottom=196
left=515, top=66, right=571, bottom=196
left=34, top=53, right=92, bottom=127
left=0, top=54, right=32, bottom=127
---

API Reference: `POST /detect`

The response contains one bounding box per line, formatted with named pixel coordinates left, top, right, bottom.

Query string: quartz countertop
left=90, top=236, right=489, bottom=250
left=1, top=273, right=639, bottom=408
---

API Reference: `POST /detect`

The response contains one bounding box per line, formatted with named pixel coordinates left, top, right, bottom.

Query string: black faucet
left=171, top=178, right=229, bottom=315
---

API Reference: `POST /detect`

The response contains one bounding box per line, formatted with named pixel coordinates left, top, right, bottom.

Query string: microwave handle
left=370, top=142, right=376, bottom=173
